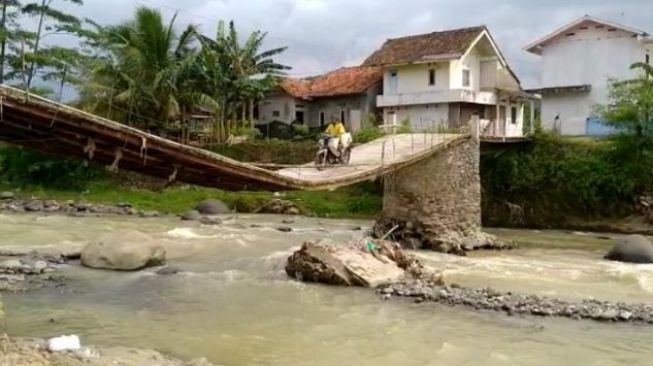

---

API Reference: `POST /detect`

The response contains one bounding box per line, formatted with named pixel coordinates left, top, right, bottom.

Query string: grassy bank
left=0, top=144, right=382, bottom=218
left=481, top=132, right=652, bottom=228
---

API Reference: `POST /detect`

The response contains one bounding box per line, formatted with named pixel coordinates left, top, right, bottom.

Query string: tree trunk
left=27, top=0, right=47, bottom=89
left=241, top=102, right=246, bottom=128
left=248, top=99, right=254, bottom=129
left=179, top=108, right=186, bottom=144
left=0, top=0, right=9, bottom=84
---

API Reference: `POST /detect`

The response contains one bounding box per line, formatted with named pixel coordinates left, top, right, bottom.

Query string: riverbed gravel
left=380, top=280, right=653, bottom=324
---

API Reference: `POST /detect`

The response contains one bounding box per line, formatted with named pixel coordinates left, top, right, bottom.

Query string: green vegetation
left=0, top=3, right=290, bottom=142
left=397, top=118, right=412, bottom=134
left=211, top=139, right=315, bottom=164
left=599, top=62, right=653, bottom=137
left=482, top=132, right=651, bottom=227
left=354, top=127, right=385, bottom=144
left=0, top=144, right=382, bottom=217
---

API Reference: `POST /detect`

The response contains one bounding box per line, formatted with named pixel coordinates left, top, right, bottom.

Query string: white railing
left=377, top=89, right=497, bottom=107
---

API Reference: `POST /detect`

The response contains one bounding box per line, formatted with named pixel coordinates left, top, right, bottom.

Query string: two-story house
left=258, top=66, right=383, bottom=132
left=526, top=16, right=653, bottom=135
left=362, top=26, right=530, bottom=137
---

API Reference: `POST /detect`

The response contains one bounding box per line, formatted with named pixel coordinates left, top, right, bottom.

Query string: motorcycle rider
left=324, top=117, right=347, bottom=157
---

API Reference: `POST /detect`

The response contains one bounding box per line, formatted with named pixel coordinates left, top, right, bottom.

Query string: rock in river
left=195, top=199, right=229, bottom=215
left=81, top=231, right=166, bottom=271
left=24, top=199, right=44, bottom=212
left=604, top=235, right=653, bottom=264
left=285, top=239, right=406, bottom=288
left=0, top=191, right=14, bottom=200
left=180, top=210, right=202, bottom=221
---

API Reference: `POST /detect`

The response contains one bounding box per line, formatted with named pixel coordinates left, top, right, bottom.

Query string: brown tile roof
left=280, top=78, right=312, bottom=98
left=280, top=66, right=383, bottom=99
left=362, top=26, right=486, bottom=66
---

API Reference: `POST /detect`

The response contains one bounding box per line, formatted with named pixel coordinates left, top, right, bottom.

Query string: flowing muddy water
left=2, top=214, right=653, bottom=365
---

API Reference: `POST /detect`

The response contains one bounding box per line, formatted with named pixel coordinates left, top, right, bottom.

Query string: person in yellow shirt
left=324, top=117, right=347, bottom=157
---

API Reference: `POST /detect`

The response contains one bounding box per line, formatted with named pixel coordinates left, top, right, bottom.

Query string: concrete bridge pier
left=374, top=117, right=509, bottom=254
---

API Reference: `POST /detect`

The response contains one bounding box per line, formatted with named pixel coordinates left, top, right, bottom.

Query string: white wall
left=384, top=62, right=450, bottom=95
left=450, top=51, right=481, bottom=91
left=539, top=24, right=650, bottom=134
left=258, top=95, right=298, bottom=125
left=541, top=93, right=592, bottom=135
left=480, top=60, right=497, bottom=89
left=383, top=104, right=449, bottom=131
left=504, top=102, right=524, bottom=137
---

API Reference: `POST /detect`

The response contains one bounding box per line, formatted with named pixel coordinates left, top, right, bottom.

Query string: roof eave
left=366, top=54, right=463, bottom=68
left=524, top=15, right=648, bottom=53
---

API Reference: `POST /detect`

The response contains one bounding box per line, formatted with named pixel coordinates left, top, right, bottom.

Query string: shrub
left=481, top=131, right=649, bottom=224
left=354, top=127, right=385, bottom=144
left=0, top=145, right=105, bottom=189
left=292, top=123, right=310, bottom=137
left=397, top=118, right=412, bottom=134
left=233, top=127, right=263, bottom=140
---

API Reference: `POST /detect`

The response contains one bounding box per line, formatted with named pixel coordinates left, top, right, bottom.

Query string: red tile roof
left=280, top=66, right=383, bottom=99
left=362, top=26, right=486, bottom=66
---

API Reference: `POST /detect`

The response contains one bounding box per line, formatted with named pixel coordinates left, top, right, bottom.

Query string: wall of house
left=305, top=94, right=368, bottom=131
left=258, top=95, right=299, bottom=125
left=504, top=102, right=524, bottom=137
left=450, top=50, right=481, bottom=91
left=541, top=93, right=593, bottom=135
left=383, top=104, right=450, bottom=131
left=480, top=60, right=498, bottom=89
left=384, top=62, right=450, bottom=95
left=539, top=25, right=651, bottom=134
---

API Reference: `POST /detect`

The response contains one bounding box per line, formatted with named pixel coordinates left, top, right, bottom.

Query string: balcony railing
left=377, top=89, right=497, bottom=107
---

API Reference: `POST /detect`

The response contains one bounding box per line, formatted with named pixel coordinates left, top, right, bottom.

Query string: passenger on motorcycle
left=324, top=117, right=347, bottom=157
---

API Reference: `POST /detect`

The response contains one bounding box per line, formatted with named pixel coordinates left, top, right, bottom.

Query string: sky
left=57, top=0, right=653, bottom=88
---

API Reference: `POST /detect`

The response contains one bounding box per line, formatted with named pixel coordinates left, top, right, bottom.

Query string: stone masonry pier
left=375, top=118, right=509, bottom=254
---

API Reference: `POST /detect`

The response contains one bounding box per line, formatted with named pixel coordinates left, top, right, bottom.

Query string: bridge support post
left=374, top=136, right=509, bottom=254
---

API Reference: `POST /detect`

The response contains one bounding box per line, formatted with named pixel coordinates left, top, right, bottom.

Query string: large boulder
left=24, top=200, right=44, bottom=212
left=180, top=210, right=201, bottom=221
left=81, top=231, right=166, bottom=271
left=605, top=235, right=653, bottom=264
left=255, top=199, right=302, bottom=215
left=195, top=199, right=229, bottom=215
left=285, top=239, right=407, bottom=288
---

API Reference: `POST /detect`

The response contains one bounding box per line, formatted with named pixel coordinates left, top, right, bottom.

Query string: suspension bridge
left=0, top=85, right=472, bottom=191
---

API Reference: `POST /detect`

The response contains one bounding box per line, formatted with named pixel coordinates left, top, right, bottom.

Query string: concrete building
left=526, top=15, right=653, bottom=135
left=362, top=26, right=531, bottom=137
left=258, top=66, right=383, bottom=131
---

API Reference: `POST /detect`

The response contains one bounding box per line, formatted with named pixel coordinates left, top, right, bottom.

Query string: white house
left=526, top=15, right=653, bottom=135
left=363, top=26, right=531, bottom=137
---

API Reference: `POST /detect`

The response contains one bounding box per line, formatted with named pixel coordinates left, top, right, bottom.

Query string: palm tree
left=197, top=21, right=289, bottom=140
left=83, top=6, right=197, bottom=133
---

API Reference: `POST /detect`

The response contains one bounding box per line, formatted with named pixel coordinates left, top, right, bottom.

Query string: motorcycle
left=315, top=133, right=352, bottom=170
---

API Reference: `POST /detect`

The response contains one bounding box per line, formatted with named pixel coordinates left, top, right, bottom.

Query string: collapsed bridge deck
left=0, top=85, right=468, bottom=191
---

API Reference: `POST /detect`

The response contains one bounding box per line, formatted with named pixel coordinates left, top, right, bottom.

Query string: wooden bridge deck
left=0, top=85, right=468, bottom=191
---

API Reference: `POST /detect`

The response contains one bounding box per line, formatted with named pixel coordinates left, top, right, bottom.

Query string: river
left=2, top=213, right=653, bottom=365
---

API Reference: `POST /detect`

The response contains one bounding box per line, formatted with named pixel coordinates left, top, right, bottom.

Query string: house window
left=462, top=69, right=471, bottom=87
left=389, top=70, right=398, bottom=93
left=319, top=111, right=326, bottom=127
left=341, top=110, right=347, bottom=123
left=272, top=110, right=280, bottom=117
left=511, top=106, right=518, bottom=125
left=428, top=69, right=436, bottom=86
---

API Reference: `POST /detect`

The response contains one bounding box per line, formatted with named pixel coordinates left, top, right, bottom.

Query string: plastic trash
left=47, top=335, right=81, bottom=352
